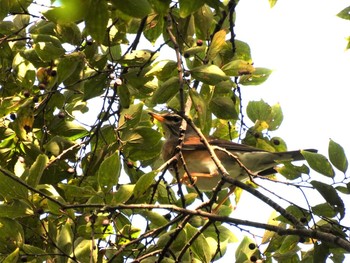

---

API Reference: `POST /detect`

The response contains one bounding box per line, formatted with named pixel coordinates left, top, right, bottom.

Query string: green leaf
left=133, top=171, right=157, bottom=198
left=57, top=220, right=73, bottom=255
left=111, top=185, right=135, bottom=204
left=207, top=29, right=227, bottom=61
left=21, top=244, right=50, bottom=262
left=27, top=154, right=49, bottom=187
left=0, top=169, right=28, bottom=199
left=302, top=151, right=335, bottom=178
left=144, top=14, right=164, bottom=44
left=278, top=235, right=299, bottom=254
left=221, top=59, right=255, bottom=76
left=145, top=60, right=177, bottom=80
left=157, top=228, right=187, bottom=251
left=275, top=205, right=310, bottom=224
left=276, top=163, right=310, bottom=180
left=337, top=6, right=350, bottom=20
left=3, top=247, right=19, bottom=263
left=246, top=99, right=271, bottom=123
left=150, top=76, right=179, bottom=105
left=85, top=0, right=108, bottom=43
left=56, top=23, right=82, bottom=45
left=312, top=203, right=337, bottom=218
left=191, top=65, right=229, bottom=85
left=194, top=5, right=214, bottom=40
left=210, top=97, right=238, bottom=120
left=83, top=73, right=107, bottom=101
left=185, top=223, right=212, bottom=263
left=74, top=239, right=97, bottom=263
left=310, top=180, right=345, bottom=219
left=117, top=84, right=131, bottom=109
left=139, top=210, right=169, bottom=228
left=57, top=52, right=84, bottom=84
left=235, top=236, right=259, bottom=263
left=269, top=0, right=278, bottom=8
left=0, top=0, right=10, bottom=20
left=269, top=103, right=283, bottom=130
left=98, top=151, right=121, bottom=193
left=112, top=0, right=152, bottom=18
left=328, top=139, right=348, bottom=173
left=50, top=119, right=88, bottom=140
left=44, top=136, right=76, bottom=159
left=32, top=35, right=65, bottom=62
left=179, top=0, right=203, bottom=18
left=239, top=67, right=272, bottom=85
left=0, top=199, right=34, bottom=218
left=0, top=217, right=24, bottom=253
left=43, top=0, right=89, bottom=23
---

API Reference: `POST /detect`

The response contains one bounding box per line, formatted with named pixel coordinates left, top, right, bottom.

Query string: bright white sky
left=220, top=0, right=350, bottom=261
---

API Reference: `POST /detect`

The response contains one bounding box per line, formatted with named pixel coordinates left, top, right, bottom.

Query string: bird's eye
left=167, top=115, right=182, bottom=123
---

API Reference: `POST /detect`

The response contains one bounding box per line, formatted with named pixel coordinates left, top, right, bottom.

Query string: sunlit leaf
left=185, top=223, right=212, bottom=263
left=269, top=0, right=278, bottom=8
left=328, top=139, right=348, bottom=173
left=222, top=59, right=255, bottom=76
left=337, top=6, right=350, bottom=20
left=0, top=217, right=24, bottom=253
left=111, top=185, right=135, bottom=204
left=247, top=99, right=271, bottom=123
left=27, top=154, right=49, bottom=187
left=194, top=5, right=213, bottom=40
left=0, top=169, right=28, bottom=199
left=191, top=64, right=230, bottom=85
left=57, top=220, right=73, bottom=255
left=302, top=151, right=335, bottom=178
left=239, top=67, right=272, bottom=85
left=43, top=0, right=89, bottom=23
left=0, top=199, right=33, bottom=218
left=235, top=236, right=259, bottom=263
left=207, top=29, right=227, bottom=61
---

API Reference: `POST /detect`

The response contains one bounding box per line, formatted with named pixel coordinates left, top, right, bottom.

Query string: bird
left=149, top=111, right=317, bottom=191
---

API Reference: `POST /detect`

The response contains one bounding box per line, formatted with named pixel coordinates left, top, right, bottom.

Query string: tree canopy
left=0, top=0, right=350, bottom=262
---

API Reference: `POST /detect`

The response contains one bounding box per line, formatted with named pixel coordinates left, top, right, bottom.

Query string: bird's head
left=148, top=112, right=184, bottom=139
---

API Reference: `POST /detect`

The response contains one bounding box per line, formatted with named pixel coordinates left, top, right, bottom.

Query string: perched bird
left=149, top=112, right=317, bottom=191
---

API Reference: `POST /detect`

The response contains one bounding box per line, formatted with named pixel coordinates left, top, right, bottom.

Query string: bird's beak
left=148, top=112, right=165, bottom=122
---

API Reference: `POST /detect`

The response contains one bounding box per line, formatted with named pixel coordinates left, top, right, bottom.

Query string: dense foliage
left=0, top=0, right=349, bottom=262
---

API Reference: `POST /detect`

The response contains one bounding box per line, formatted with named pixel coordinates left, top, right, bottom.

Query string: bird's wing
left=182, top=136, right=266, bottom=153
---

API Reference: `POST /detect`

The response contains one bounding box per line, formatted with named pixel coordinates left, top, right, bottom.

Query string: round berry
left=250, top=255, right=257, bottom=262
left=196, top=39, right=203, bottom=46
left=38, top=83, right=46, bottom=90
left=248, top=243, right=256, bottom=250
left=23, top=90, right=30, bottom=97
left=50, top=70, right=57, bottom=77
left=273, top=139, right=280, bottom=145
left=58, top=111, right=66, bottom=119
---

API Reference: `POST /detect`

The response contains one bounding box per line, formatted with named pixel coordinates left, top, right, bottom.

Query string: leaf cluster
left=0, top=0, right=349, bottom=262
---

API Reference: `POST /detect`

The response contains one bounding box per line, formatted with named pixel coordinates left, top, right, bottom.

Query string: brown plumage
left=150, top=112, right=317, bottom=190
